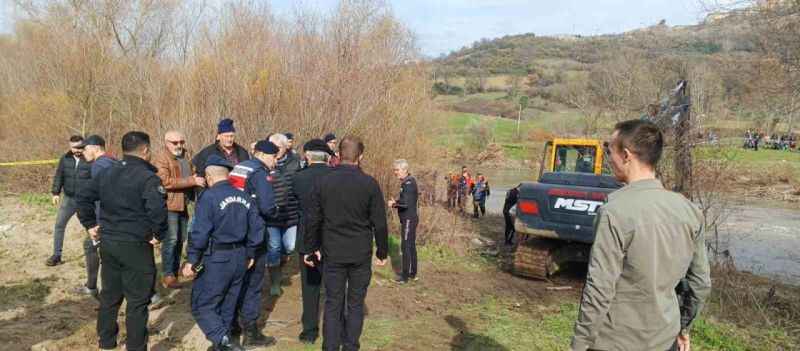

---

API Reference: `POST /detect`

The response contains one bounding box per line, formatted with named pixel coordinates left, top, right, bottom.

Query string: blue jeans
left=52, top=194, right=79, bottom=257
left=266, top=226, right=297, bottom=267
left=161, top=211, right=188, bottom=276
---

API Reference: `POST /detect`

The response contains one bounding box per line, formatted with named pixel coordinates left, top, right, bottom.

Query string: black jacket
left=266, top=152, right=301, bottom=228
left=51, top=152, right=92, bottom=197
left=192, top=142, right=250, bottom=177
left=394, top=175, right=419, bottom=220
left=503, top=187, right=519, bottom=214
left=306, top=164, right=388, bottom=263
left=76, top=155, right=169, bottom=243
left=292, top=163, right=334, bottom=253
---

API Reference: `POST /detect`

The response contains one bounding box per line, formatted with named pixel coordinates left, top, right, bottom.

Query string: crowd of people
left=46, top=118, right=419, bottom=351
left=43, top=117, right=711, bottom=351
left=445, top=166, right=491, bottom=218
left=744, top=129, right=798, bottom=151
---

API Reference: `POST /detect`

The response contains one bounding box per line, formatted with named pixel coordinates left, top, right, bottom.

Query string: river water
left=479, top=168, right=800, bottom=285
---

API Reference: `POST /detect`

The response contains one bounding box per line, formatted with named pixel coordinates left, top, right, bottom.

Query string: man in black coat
left=305, top=136, right=388, bottom=351
left=293, top=139, right=335, bottom=344
left=76, top=131, right=168, bottom=351
left=192, top=118, right=250, bottom=177
left=46, top=135, right=93, bottom=266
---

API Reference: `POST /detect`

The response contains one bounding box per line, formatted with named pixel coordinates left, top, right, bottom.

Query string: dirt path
left=0, top=196, right=580, bottom=351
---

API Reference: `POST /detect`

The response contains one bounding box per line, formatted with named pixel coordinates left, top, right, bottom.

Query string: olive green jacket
left=571, top=179, right=711, bottom=351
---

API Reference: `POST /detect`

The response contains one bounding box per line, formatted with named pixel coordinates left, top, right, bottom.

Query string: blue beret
left=205, top=154, right=233, bottom=170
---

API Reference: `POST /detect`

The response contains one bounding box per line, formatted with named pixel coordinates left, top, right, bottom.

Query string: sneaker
left=410, top=275, right=419, bottom=282
left=149, top=293, right=166, bottom=310
left=394, top=275, right=408, bottom=284
left=74, top=285, right=98, bottom=296
left=45, top=255, right=63, bottom=266
left=298, top=332, right=318, bottom=344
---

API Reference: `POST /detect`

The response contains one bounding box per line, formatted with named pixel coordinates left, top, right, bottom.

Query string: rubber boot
left=269, top=266, right=283, bottom=297
left=242, top=323, right=276, bottom=348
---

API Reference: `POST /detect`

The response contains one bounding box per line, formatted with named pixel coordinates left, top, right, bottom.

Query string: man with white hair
left=153, top=130, right=205, bottom=289
left=263, top=133, right=302, bottom=296
left=388, top=159, right=419, bottom=284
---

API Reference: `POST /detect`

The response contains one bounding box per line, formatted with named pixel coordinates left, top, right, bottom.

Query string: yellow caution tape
left=0, top=159, right=59, bottom=167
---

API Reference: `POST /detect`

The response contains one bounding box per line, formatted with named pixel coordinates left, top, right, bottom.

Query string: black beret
left=303, top=138, right=335, bottom=156
left=254, top=140, right=280, bottom=155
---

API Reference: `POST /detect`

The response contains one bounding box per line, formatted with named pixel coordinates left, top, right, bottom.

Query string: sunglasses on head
left=168, top=140, right=186, bottom=146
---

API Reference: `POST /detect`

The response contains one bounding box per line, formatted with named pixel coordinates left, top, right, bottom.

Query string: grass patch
left=19, top=192, right=58, bottom=216
left=0, top=278, right=51, bottom=309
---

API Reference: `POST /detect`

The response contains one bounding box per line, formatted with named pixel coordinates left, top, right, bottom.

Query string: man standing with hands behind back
left=76, top=131, right=168, bottom=351
left=570, top=120, right=711, bottom=351
left=305, top=136, right=388, bottom=351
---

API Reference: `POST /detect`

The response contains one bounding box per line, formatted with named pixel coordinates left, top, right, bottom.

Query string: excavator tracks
left=512, top=236, right=558, bottom=280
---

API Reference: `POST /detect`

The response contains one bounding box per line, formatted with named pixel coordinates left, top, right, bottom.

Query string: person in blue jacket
left=227, top=140, right=280, bottom=347
left=181, top=155, right=267, bottom=351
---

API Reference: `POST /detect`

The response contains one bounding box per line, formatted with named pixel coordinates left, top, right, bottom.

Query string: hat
left=254, top=140, right=280, bottom=155
left=79, top=135, right=106, bottom=148
left=323, top=133, right=337, bottom=143
left=284, top=132, right=294, bottom=140
left=217, top=118, right=235, bottom=134
left=205, top=155, right=233, bottom=170
left=303, top=138, right=335, bottom=156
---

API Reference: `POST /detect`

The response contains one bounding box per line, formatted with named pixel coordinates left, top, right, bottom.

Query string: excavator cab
left=540, top=138, right=607, bottom=178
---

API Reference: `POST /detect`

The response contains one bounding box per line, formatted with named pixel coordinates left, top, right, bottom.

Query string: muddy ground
left=0, top=196, right=581, bottom=351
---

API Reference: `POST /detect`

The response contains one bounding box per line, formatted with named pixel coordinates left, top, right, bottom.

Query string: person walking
left=46, top=135, right=93, bottom=266
left=293, top=139, right=335, bottom=344
left=75, top=131, right=168, bottom=351
left=388, top=159, right=419, bottom=284
left=182, top=155, right=267, bottom=351
left=263, top=133, right=302, bottom=296
left=193, top=118, right=250, bottom=176
left=446, top=173, right=458, bottom=209
left=153, top=130, right=205, bottom=289
left=471, top=174, right=490, bottom=218
left=227, top=140, right=279, bottom=347
left=502, top=185, right=519, bottom=246
left=571, top=120, right=711, bottom=351
left=75, top=135, right=118, bottom=297
left=304, top=136, right=389, bottom=351
left=457, top=167, right=472, bottom=214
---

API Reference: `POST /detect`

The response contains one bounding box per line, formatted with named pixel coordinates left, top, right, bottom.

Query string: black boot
left=214, top=335, right=245, bottom=351
left=242, top=323, right=276, bottom=348
left=230, top=322, right=242, bottom=339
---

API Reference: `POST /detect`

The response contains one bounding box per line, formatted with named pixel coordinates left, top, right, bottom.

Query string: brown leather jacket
left=153, top=148, right=196, bottom=212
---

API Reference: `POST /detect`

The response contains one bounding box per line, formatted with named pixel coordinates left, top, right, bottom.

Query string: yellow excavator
left=512, top=138, right=621, bottom=279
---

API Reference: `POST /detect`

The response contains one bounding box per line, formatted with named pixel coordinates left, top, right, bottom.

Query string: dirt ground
left=0, top=197, right=581, bottom=351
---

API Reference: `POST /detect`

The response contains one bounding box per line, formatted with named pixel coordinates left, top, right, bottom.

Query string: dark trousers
left=400, top=217, right=418, bottom=279
left=323, top=259, right=372, bottom=351
left=503, top=210, right=515, bottom=244
left=97, top=240, right=156, bottom=351
left=300, top=253, right=323, bottom=338
left=234, top=250, right=266, bottom=327
left=83, top=237, right=100, bottom=289
left=192, top=248, right=247, bottom=345
left=162, top=211, right=188, bottom=276
left=473, top=199, right=486, bottom=217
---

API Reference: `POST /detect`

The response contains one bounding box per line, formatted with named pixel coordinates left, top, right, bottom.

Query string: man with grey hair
left=153, top=130, right=205, bottom=289
left=388, top=159, right=419, bottom=284
left=263, top=133, right=301, bottom=296
left=293, top=138, right=335, bottom=344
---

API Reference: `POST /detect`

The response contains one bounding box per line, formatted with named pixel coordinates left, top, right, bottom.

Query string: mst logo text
left=553, top=198, right=603, bottom=214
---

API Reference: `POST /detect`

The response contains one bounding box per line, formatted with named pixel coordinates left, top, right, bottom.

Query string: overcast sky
left=0, top=0, right=720, bottom=56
